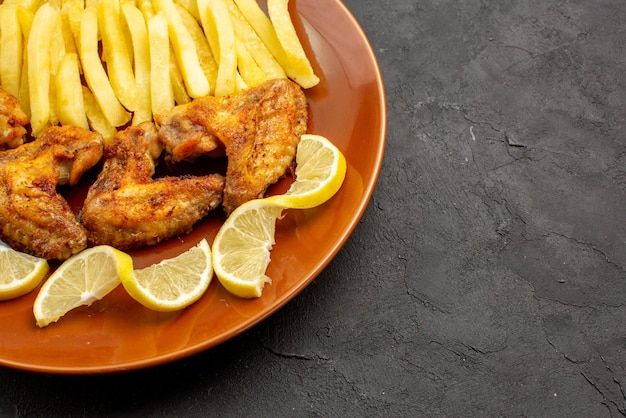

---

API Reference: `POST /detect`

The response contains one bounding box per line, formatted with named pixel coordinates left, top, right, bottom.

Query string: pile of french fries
left=0, top=0, right=319, bottom=139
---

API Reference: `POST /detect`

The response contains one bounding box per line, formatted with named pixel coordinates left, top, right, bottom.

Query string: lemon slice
left=269, top=134, right=347, bottom=209
left=33, top=246, right=134, bottom=327
left=212, top=200, right=284, bottom=298
left=0, top=244, right=49, bottom=301
left=213, top=134, right=346, bottom=298
left=121, top=239, right=213, bottom=312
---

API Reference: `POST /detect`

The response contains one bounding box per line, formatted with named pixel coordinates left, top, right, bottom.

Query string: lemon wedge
left=33, top=246, right=133, bottom=327
left=121, top=239, right=213, bottom=312
left=0, top=244, right=49, bottom=301
left=212, top=134, right=346, bottom=298
left=269, top=134, right=347, bottom=209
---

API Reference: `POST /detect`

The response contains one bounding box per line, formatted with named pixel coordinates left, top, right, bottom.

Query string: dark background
left=1, top=0, right=625, bottom=416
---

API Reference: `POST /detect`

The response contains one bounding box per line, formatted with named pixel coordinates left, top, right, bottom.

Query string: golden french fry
left=234, top=0, right=291, bottom=71
left=197, top=0, right=237, bottom=97
left=79, top=7, right=131, bottom=127
left=148, top=12, right=174, bottom=118
left=62, top=0, right=83, bottom=50
left=267, top=0, right=319, bottom=88
left=15, top=5, right=34, bottom=38
left=170, top=45, right=191, bottom=105
left=48, top=12, right=66, bottom=127
left=60, top=0, right=82, bottom=69
left=28, top=3, right=60, bottom=136
left=98, top=0, right=138, bottom=111
left=16, top=6, right=33, bottom=117
left=225, top=0, right=285, bottom=81
left=173, top=0, right=200, bottom=21
left=235, top=35, right=267, bottom=87
left=48, top=0, right=63, bottom=10
left=138, top=0, right=155, bottom=20
left=49, top=12, right=65, bottom=77
left=176, top=4, right=218, bottom=94
left=121, top=2, right=152, bottom=125
left=152, top=0, right=210, bottom=98
left=55, top=52, right=89, bottom=129
left=0, top=5, right=23, bottom=98
left=84, top=0, right=102, bottom=10
left=82, top=85, right=117, bottom=142
left=3, top=0, right=40, bottom=13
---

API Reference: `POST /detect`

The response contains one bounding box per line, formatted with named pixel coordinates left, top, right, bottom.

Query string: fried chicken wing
left=80, top=122, right=225, bottom=250
left=0, top=88, right=29, bottom=149
left=157, top=78, right=307, bottom=214
left=0, top=125, right=103, bottom=260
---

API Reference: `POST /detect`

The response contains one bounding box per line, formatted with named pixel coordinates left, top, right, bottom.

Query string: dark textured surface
left=1, top=0, right=625, bottom=416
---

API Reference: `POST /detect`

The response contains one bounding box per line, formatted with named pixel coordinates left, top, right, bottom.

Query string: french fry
left=0, top=5, right=23, bottom=98
left=234, top=0, right=291, bottom=72
left=235, top=35, right=267, bottom=88
left=225, top=0, right=285, bottom=81
left=60, top=0, right=82, bottom=69
left=28, top=3, right=59, bottom=136
left=176, top=4, right=218, bottom=95
left=55, top=52, right=89, bottom=129
left=173, top=0, right=200, bottom=21
left=3, top=0, right=40, bottom=13
left=152, top=0, right=210, bottom=98
left=98, top=0, right=138, bottom=111
left=48, top=13, right=66, bottom=128
left=16, top=6, right=33, bottom=117
left=61, top=0, right=85, bottom=53
left=197, top=0, right=237, bottom=97
left=148, top=12, right=174, bottom=118
left=79, top=7, right=131, bottom=127
left=84, top=0, right=102, bottom=10
left=170, top=45, right=192, bottom=105
left=82, top=85, right=117, bottom=142
left=138, top=0, right=155, bottom=20
left=267, top=0, right=319, bottom=88
left=121, top=2, right=152, bottom=125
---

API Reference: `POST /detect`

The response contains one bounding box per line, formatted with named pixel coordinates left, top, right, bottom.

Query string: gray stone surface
left=0, top=0, right=625, bottom=416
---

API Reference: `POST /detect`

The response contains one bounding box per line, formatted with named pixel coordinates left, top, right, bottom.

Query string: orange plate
left=0, top=0, right=386, bottom=374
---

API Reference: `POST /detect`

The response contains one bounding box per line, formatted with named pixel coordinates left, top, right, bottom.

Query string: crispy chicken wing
left=80, top=122, right=225, bottom=250
left=0, top=125, right=103, bottom=260
left=157, top=78, right=307, bottom=214
left=0, top=88, right=29, bottom=149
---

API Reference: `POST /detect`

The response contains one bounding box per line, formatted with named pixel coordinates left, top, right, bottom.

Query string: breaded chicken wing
left=0, top=88, right=29, bottom=149
left=80, top=122, right=225, bottom=250
left=157, top=78, right=307, bottom=214
left=0, top=125, right=103, bottom=260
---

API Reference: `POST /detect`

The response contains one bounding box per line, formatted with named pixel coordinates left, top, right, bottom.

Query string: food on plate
left=0, top=0, right=318, bottom=137
left=122, top=238, right=213, bottom=312
left=97, top=0, right=139, bottom=112
left=0, top=125, right=103, bottom=260
left=212, top=134, right=346, bottom=298
left=152, top=0, right=211, bottom=99
left=26, top=3, right=59, bottom=137
left=0, top=88, right=28, bottom=149
left=0, top=243, right=49, bottom=301
left=197, top=0, right=238, bottom=97
left=79, top=122, right=225, bottom=250
left=157, top=78, right=307, bottom=214
left=33, top=245, right=134, bottom=327
left=212, top=199, right=282, bottom=298
left=79, top=6, right=132, bottom=129
left=270, top=133, right=347, bottom=210
left=266, top=0, right=319, bottom=89
left=0, top=0, right=342, bottom=318
left=55, top=53, right=89, bottom=130
left=0, top=4, right=23, bottom=101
